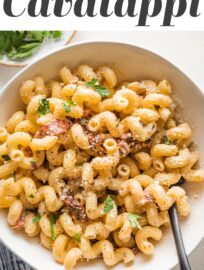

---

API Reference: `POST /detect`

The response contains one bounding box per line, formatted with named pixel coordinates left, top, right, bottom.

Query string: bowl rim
left=0, top=40, right=204, bottom=270
left=1, top=40, right=203, bottom=99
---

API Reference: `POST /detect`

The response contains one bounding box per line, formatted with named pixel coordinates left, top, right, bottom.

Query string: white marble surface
left=0, top=31, right=204, bottom=270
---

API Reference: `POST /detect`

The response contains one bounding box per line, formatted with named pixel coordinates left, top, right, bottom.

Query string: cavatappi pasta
left=0, top=65, right=203, bottom=270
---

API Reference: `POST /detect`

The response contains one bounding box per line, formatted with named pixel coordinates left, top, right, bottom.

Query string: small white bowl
left=0, top=31, right=77, bottom=68
left=0, top=41, right=204, bottom=270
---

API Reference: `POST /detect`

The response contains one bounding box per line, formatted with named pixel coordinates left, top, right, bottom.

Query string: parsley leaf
left=32, top=212, right=41, bottom=224
left=86, top=78, right=110, bottom=98
left=2, top=155, right=11, bottom=161
left=95, top=86, right=110, bottom=97
left=128, top=214, right=142, bottom=229
left=162, top=135, right=171, bottom=145
left=38, top=97, right=50, bottom=115
left=86, top=78, right=98, bottom=88
left=104, top=196, right=115, bottom=214
left=49, top=213, right=59, bottom=241
left=0, top=31, right=63, bottom=60
left=29, top=194, right=34, bottom=198
left=63, top=100, right=76, bottom=113
left=74, top=233, right=81, bottom=242
left=8, top=49, right=34, bottom=60
left=50, top=31, right=62, bottom=39
left=27, top=31, right=45, bottom=41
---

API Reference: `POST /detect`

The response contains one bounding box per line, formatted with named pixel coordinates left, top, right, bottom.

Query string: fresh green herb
left=38, top=97, right=50, bottom=115
left=86, top=78, right=98, bottom=88
left=86, top=78, right=110, bottom=98
left=2, top=155, right=11, bottom=161
left=95, top=86, right=110, bottom=97
left=49, top=31, right=62, bottom=39
left=104, top=196, right=115, bottom=214
left=162, top=135, right=171, bottom=145
left=127, top=214, right=142, bottom=229
left=80, top=118, right=88, bottom=125
left=74, top=233, right=81, bottom=242
left=63, top=100, right=76, bottom=113
left=49, top=213, right=59, bottom=241
left=0, top=31, right=63, bottom=60
left=7, top=43, right=40, bottom=60
left=29, top=194, right=34, bottom=198
left=32, top=212, right=41, bottom=224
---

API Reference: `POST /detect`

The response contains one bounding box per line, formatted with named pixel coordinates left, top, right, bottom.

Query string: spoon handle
left=168, top=204, right=191, bottom=270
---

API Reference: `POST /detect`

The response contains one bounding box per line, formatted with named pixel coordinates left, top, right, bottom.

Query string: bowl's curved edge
left=1, top=40, right=203, bottom=100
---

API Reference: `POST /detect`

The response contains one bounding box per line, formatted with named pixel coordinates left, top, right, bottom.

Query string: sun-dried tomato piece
left=35, top=119, right=71, bottom=138
left=132, top=246, right=140, bottom=255
left=83, top=109, right=95, bottom=118
left=88, top=133, right=107, bottom=156
left=65, top=195, right=88, bottom=222
left=12, top=217, right=25, bottom=230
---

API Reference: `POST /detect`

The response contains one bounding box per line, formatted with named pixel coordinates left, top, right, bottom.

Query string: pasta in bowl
left=0, top=42, right=204, bottom=270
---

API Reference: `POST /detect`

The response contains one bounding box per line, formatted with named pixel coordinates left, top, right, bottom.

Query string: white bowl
left=0, top=41, right=204, bottom=270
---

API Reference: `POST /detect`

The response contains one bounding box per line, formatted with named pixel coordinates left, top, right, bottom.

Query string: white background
left=0, top=31, right=204, bottom=269
left=1, top=0, right=204, bottom=30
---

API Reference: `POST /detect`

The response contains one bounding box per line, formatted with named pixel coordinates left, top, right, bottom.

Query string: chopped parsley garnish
left=63, top=100, right=76, bottom=113
left=86, top=78, right=110, bottom=98
left=95, top=86, right=110, bottom=97
left=162, top=135, right=171, bottom=145
left=86, top=78, right=98, bottom=87
left=0, top=31, right=62, bottom=60
left=29, top=194, right=34, bottom=198
left=128, top=214, right=142, bottom=229
left=38, top=97, right=50, bottom=115
left=32, top=212, right=41, bottom=224
left=74, top=233, right=81, bottom=242
left=2, top=155, right=11, bottom=161
left=104, top=196, right=115, bottom=214
left=49, top=213, right=59, bottom=241
left=80, top=118, right=88, bottom=125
